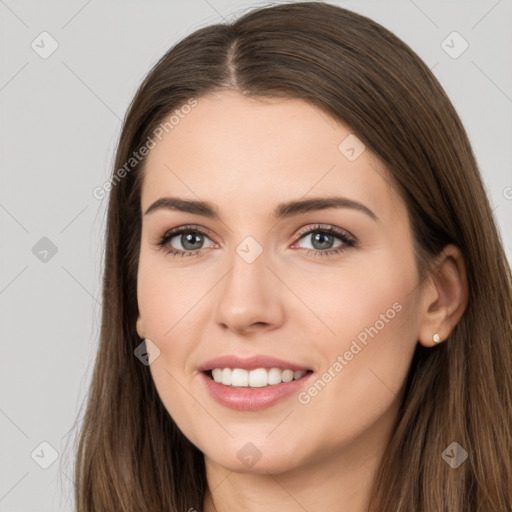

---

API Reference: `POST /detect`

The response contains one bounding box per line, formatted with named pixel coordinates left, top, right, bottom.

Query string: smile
left=201, top=369, right=313, bottom=411
left=208, top=367, right=309, bottom=388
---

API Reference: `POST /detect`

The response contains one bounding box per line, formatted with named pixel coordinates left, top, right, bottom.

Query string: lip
left=198, top=354, right=312, bottom=372
left=200, top=370, right=314, bottom=411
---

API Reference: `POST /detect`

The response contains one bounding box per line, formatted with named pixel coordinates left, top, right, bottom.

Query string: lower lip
left=200, top=371, right=313, bottom=411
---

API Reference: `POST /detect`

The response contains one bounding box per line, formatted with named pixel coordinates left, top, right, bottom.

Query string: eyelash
left=155, top=223, right=357, bottom=258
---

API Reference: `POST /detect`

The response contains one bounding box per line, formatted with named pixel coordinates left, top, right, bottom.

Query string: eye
left=154, top=223, right=357, bottom=258
left=155, top=225, right=215, bottom=257
left=292, top=224, right=356, bottom=257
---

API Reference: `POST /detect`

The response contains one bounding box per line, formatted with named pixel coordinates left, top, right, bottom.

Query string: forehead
left=140, top=91, right=404, bottom=224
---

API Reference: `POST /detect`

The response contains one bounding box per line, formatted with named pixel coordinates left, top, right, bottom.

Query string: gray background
left=1, top=0, right=511, bottom=510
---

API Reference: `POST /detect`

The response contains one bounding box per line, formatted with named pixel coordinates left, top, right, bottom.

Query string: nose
left=213, top=248, right=285, bottom=335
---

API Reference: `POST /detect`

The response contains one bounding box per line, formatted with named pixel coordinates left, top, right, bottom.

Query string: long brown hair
left=72, top=2, right=512, bottom=510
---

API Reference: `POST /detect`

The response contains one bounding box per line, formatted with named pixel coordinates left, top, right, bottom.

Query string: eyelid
left=157, top=224, right=215, bottom=243
left=293, top=223, right=356, bottom=243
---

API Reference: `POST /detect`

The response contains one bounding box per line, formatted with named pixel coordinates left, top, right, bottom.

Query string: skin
left=136, top=90, right=468, bottom=511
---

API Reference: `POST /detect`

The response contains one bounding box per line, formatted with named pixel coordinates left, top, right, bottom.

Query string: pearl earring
left=433, top=333, right=441, bottom=343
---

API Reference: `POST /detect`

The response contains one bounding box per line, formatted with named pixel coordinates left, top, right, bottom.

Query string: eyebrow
left=144, top=196, right=378, bottom=222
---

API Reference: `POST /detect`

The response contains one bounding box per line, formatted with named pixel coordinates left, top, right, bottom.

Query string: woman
left=73, top=2, right=512, bottom=511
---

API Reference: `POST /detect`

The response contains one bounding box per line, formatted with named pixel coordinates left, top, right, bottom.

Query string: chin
left=200, top=435, right=307, bottom=475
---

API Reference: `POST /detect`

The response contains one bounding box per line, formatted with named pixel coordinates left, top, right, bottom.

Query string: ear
left=136, top=313, right=146, bottom=339
left=417, top=244, right=468, bottom=347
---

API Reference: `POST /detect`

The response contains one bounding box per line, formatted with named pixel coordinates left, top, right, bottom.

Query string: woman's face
left=136, top=90, right=424, bottom=475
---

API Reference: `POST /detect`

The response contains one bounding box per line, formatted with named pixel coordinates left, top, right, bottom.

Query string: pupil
left=313, top=232, right=332, bottom=250
left=182, top=232, right=203, bottom=250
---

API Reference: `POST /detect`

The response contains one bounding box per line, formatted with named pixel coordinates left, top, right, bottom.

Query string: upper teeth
left=211, top=368, right=307, bottom=388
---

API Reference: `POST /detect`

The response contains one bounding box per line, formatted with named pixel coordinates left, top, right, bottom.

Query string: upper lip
left=198, top=355, right=312, bottom=372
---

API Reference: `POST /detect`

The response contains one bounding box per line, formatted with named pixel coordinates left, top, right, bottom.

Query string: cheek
left=290, top=250, right=417, bottom=351
left=137, top=253, right=201, bottom=340
left=137, top=257, right=204, bottom=442
left=147, top=358, right=208, bottom=455
left=295, top=263, right=420, bottom=440
left=136, top=254, right=207, bottom=407
left=304, top=274, right=416, bottom=391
